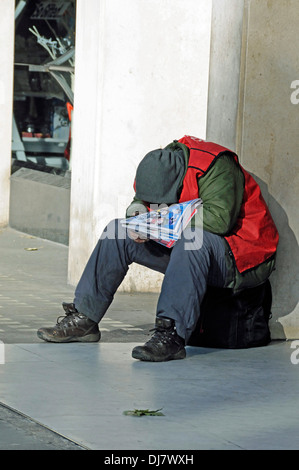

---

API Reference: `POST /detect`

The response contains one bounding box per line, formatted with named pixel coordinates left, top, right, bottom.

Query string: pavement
left=0, top=226, right=299, bottom=453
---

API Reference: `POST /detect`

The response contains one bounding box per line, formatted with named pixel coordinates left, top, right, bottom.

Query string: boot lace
left=147, top=327, right=181, bottom=347
left=56, top=312, right=86, bottom=329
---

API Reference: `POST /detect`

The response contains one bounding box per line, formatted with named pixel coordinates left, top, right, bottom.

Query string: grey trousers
left=74, top=219, right=227, bottom=342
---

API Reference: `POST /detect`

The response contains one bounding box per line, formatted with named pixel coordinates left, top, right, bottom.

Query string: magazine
left=121, top=199, right=202, bottom=247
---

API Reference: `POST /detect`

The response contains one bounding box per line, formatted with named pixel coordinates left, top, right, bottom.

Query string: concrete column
left=0, top=0, right=15, bottom=226
left=206, top=0, right=245, bottom=151
left=207, top=0, right=299, bottom=339
left=68, top=0, right=212, bottom=290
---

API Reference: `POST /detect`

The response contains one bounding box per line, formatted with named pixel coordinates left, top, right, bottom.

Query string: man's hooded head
left=135, top=147, right=186, bottom=204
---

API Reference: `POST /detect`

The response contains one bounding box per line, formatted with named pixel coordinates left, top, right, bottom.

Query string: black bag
left=187, top=280, right=272, bottom=349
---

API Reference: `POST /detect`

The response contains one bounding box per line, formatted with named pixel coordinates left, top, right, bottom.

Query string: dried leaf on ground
left=123, top=408, right=164, bottom=417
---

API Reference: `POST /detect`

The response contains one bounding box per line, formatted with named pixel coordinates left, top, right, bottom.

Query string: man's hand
left=127, top=210, right=149, bottom=243
left=128, top=230, right=149, bottom=244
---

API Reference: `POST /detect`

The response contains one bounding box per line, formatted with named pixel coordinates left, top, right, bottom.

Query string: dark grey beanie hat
left=135, top=147, right=186, bottom=204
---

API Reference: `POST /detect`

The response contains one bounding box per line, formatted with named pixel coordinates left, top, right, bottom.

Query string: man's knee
left=173, top=226, right=204, bottom=253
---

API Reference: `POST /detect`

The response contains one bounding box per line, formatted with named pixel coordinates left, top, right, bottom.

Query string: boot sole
left=37, top=330, right=101, bottom=343
left=132, top=346, right=186, bottom=362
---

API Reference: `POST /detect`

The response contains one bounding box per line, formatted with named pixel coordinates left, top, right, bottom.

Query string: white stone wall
left=68, top=0, right=213, bottom=290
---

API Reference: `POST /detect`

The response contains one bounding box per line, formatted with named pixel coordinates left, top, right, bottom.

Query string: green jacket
left=126, top=142, right=276, bottom=292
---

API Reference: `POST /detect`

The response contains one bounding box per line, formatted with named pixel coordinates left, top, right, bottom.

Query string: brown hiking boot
left=37, top=302, right=101, bottom=343
left=132, top=317, right=186, bottom=362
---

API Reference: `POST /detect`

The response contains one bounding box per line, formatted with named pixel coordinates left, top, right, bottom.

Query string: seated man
left=37, top=135, right=279, bottom=362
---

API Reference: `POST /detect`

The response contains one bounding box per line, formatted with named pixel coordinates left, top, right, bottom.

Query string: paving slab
left=1, top=340, right=299, bottom=450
